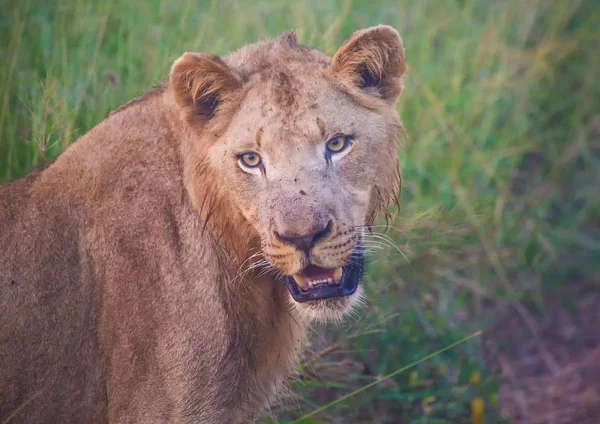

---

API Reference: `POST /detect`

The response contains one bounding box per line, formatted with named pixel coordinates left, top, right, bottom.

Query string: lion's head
left=169, top=26, right=405, bottom=322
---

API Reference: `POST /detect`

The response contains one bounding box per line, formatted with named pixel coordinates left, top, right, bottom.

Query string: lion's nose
left=275, top=220, right=333, bottom=254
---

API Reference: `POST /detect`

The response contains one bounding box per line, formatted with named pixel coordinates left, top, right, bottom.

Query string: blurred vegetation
left=1, top=0, right=598, bottom=422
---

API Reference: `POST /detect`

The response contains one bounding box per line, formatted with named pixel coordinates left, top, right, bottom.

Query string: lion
left=0, top=26, right=406, bottom=423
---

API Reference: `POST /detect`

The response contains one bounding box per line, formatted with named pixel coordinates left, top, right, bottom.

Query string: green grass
left=1, top=0, right=598, bottom=422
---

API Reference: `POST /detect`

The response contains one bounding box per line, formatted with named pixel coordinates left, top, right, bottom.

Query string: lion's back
left=0, top=171, right=106, bottom=423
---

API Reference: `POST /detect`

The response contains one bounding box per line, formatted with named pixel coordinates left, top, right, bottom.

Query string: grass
left=1, top=0, right=598, bottom=422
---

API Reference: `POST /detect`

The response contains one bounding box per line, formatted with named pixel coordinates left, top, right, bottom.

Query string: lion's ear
left=331, top=26, right=406, bottom=104
left=170, top=52, right=241, bottom=122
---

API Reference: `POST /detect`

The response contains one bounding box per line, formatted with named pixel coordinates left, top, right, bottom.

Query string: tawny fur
left=0, top=26, right=406, bottom=423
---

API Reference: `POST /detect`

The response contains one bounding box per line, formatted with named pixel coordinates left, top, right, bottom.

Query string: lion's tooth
left=293, top=274, right=308, bottom=289
left=333, top=267, right=343, bottom=283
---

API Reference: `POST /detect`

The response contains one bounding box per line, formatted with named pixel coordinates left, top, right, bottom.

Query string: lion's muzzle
left=273, top=218, right=333, bottom=254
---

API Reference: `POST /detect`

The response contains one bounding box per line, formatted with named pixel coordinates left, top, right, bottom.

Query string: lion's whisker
left=363, top=233, right=411, bottom=266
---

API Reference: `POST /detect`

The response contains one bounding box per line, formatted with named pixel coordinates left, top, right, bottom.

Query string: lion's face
left=170, top=26, right=405, bottom=322
left=214, top=81, right=398, bottom=321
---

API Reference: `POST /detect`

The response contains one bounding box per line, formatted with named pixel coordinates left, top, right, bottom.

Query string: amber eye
left=326, top=135, right=351, bottom=154
left=327, top=135, right=352, bottom=154
left=238, top=152, right=262, bottom=168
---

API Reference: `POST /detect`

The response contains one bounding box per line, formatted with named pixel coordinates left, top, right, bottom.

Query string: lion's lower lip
left=283, top=250, right=365, bottom=303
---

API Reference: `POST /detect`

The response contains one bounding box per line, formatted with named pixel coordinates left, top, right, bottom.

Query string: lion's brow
left=255, top=127, right=264, bottom=148
left=316, top=117, right=326, bottom=137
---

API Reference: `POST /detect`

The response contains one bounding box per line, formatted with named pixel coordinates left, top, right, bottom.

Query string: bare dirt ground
left=486, top=282, right=600, bottom=423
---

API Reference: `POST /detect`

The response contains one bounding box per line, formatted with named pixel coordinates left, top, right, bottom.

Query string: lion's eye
left=238, top=152, right=262, bottom=168
left=326, top=135, right=352, bottom=155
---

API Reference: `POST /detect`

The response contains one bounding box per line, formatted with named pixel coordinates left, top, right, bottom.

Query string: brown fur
left=0, top=26, right=406, bottom=423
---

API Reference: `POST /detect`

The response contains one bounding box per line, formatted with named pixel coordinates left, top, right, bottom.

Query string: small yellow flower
left=469, top=372, right=481, bottom=386
left=409, top=371, right=419, bottom=386
left=471, top=397, right=485, bottom=424
left=423, top=396, right=436, bottom=416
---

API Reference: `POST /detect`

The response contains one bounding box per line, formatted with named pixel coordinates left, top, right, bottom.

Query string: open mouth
left=283, top=250, right=365, bottom=303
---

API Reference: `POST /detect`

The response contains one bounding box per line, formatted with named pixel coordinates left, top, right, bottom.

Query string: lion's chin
left=289, top=285, right=364, bottom=323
